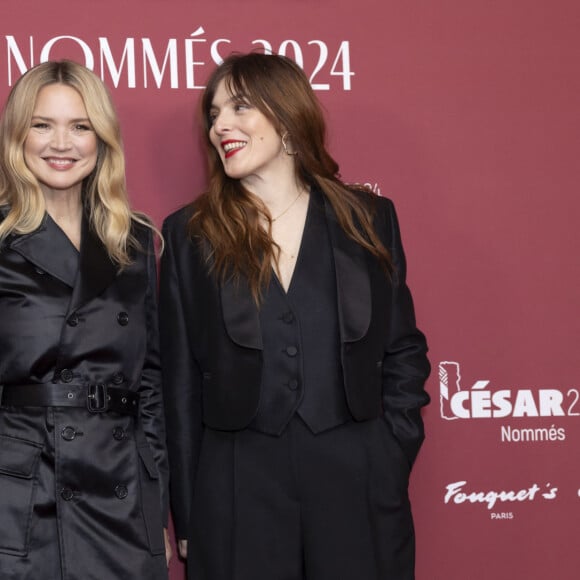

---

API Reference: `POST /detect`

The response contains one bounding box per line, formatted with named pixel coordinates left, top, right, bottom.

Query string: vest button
left=67, top=313, right=79, bottom=327
left=60, top=369, right=74, bottom=383
left=285, top=346, right=298, bottom=357
left=281, top=311, right=295, bottom=324
left=287, top=379, right=299, bottom=391
left=61, top=488, right=74, bottom=501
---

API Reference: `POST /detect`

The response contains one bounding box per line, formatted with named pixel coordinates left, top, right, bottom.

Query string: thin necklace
left=271, top=189, right=304, bottom=222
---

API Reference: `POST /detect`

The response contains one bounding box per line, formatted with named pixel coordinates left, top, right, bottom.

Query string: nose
left=211, top=110, right=231, bottom=135
left=51, top=128, right=71, bottom=150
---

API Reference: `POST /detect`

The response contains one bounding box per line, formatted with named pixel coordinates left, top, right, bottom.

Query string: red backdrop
left=1, top=1, right=579, bottom=578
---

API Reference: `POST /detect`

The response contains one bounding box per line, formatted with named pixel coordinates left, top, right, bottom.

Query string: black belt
left=0, top=383, right=139, bottom=416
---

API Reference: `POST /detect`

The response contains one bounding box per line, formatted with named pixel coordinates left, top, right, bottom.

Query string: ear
left=281, top=131, right=297, bottom=156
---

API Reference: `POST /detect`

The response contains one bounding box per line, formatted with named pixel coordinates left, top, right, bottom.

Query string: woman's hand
left=164, top=528, right=173, bottom=566
left=178, top=539, right=188, bottom=559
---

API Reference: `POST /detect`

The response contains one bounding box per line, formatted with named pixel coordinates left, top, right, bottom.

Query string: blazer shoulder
left=161, top=199, right=210, bottom=267
left=346, top=185, right=395, bottom=214
left=373, top=196, right=398, bottom=234
left=162, top=200, right=198, bottom=234
left=162, top=199, right=211, bottom=259
left=346, top=190, right=403, bottom=261
left=373, top=194, right=396, bottom=212
left=345, top=187, right=398, bottom=234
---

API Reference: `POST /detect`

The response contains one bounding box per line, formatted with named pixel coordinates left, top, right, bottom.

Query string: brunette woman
left=160, top=52, right=430, bottom=580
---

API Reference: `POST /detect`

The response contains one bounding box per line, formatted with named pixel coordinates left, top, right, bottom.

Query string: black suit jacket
left=159, top=191, right=430, bottom=539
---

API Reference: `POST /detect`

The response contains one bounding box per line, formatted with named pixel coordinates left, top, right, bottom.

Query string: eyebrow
left=210, top=93, right=249, bottom=108
left=30, top=115, right=92, bottom=123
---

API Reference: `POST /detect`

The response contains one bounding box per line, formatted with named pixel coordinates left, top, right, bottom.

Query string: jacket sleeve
left=159, top=213, right=204, bottom=540
left=380, top=198, right=431, bottom=467
left=138, top=228, right=170, bottom=526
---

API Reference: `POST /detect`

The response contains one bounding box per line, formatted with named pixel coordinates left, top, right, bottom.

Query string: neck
left=43, top=188, right=83, bottom=228
left=240, top=152, right=305, bottom=208
left=243, top=177, right=306, bottom=217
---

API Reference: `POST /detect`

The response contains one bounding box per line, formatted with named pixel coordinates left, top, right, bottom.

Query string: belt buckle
left=87, top=384, right=108, bottom=413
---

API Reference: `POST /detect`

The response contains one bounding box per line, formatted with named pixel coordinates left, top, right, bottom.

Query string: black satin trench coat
left=0, top=210, right=169, bottom=580
left=160, top=191, right=431, bottom=541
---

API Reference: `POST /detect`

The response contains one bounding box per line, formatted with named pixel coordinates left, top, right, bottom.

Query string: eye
left=73, top=123, right=93, bottom=133
left=208, top=111, right=218, bottom=126
left=31, top=122, right=50, bottom=131
left=234, top=101, right=251, bottom=113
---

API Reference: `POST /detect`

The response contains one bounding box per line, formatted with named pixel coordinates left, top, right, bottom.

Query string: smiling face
left=208, top=79, right=292, bottom=188
left=24, top=83, right=98, bottom=200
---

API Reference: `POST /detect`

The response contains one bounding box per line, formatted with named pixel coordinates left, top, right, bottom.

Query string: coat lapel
left=220, top=274, right=263, bottom=349
left=8, top=213, right=79, bottom=288
left=218, top=191, right=371, bottom=350
left=68, top=213, right=118, bottom=314
left=323, top=196, right=372, bottom=342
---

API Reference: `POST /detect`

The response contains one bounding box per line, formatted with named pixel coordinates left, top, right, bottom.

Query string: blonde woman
left=0, top=60, right=170, bottom=579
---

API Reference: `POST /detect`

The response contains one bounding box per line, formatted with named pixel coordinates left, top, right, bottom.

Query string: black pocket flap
left=0, top=435, right=42, bottom=478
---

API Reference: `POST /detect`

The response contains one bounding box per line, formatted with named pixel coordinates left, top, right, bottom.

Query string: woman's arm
left=380, top=198, right=431, bottom=467
left=139, top=228, right=170, bottom=520
left=159, top=212, right=204, bottom=543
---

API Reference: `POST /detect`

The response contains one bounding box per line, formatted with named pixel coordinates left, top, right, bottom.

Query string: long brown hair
left=191, top=52, right=391, bottom=301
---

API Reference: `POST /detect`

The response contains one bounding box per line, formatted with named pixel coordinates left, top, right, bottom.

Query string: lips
left=43, top=157, right=77, bottom=170
left=221, top=140, right=246, bottom=159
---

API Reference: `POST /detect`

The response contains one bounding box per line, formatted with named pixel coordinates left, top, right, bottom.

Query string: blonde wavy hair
left=0, top=59, right=156, bottom=265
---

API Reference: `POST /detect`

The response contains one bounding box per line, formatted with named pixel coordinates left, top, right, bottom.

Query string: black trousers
left=187, top=416, right=415, bottom=580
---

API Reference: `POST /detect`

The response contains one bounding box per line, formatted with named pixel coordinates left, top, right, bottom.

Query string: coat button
left=61, top=426, right=77, bottom=441
left=60, top=369, right=74, bottom=383
left=285, top=346, right=298, bottom=357
left=117, top=312, right=129, bottom=326
left=112, top=426, right=126, bottom=441
left=67, top=313, right=79, bottom=327
left=114, top=484, right=129, bottom=499
left=111, top=372, right=125, bottom=385
left=61, top=488, right=74, bottom=501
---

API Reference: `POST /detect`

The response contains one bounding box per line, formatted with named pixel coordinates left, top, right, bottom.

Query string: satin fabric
left=0, top=210, right=168, bottom=580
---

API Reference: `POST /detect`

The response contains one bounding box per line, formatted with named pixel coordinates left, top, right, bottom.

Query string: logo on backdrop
left=438, top=361, right=578, bottom=442
left=442, top=479, right=559, bottom=521
left=1, top=27, right=354, bottom=90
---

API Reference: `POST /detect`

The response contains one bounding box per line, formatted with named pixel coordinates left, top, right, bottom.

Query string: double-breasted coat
left=0, top=209, right=169, bottom=580
left=160, top=190, right=430, bottom=546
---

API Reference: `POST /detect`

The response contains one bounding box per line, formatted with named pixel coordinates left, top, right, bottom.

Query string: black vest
left=249, top=191, right=352, bottom=435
